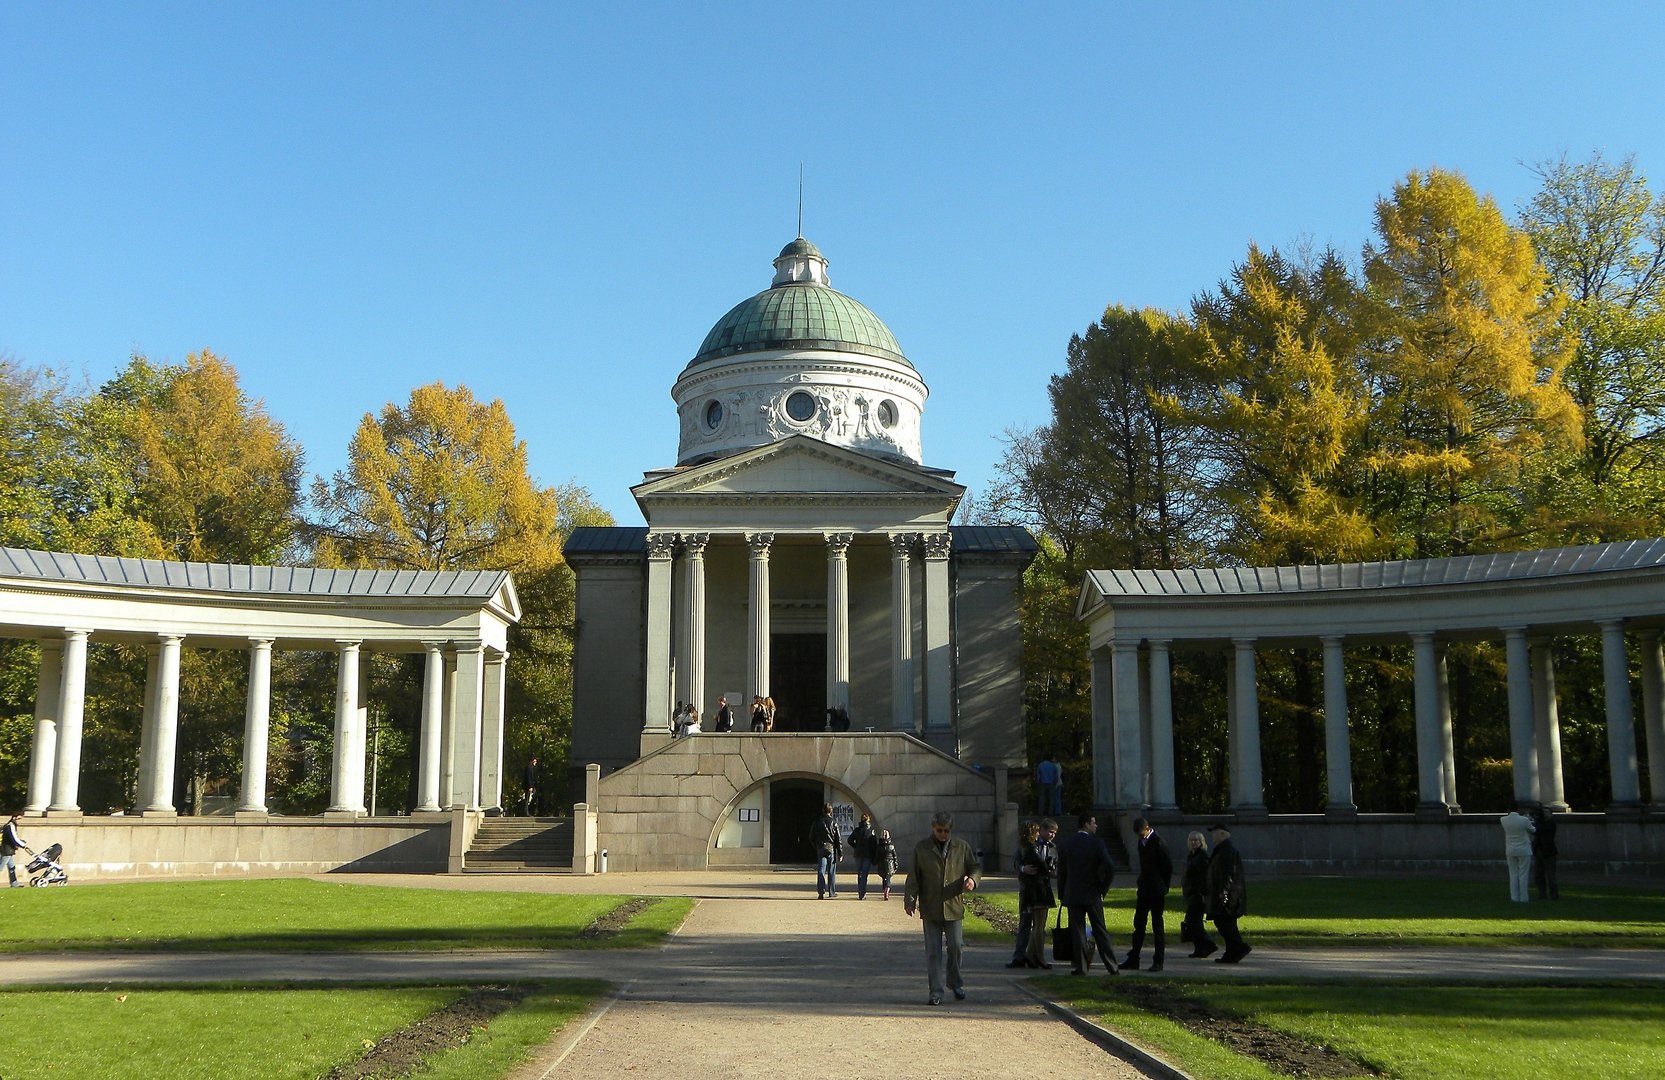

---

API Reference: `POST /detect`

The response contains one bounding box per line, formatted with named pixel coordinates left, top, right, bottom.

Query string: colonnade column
left=1409, top=632, right=1451, bottom=814
left=479, top=649, right=507, bottom=811
left=826, top=532, right=852, bottom=712
left=1230, top=639, right=1265, bottom=812
left=328, top=640, right=366, bottom=814
left=448, top=641, right=485, bottom=810
left=134, top=642, right=161, bottom=810
left=1437, top=644, right=1459, bottom=810
left=746, top=533, right=773, bottom=703
left=47, top=629, right=90, bottom=815
left=1530, top=636, right=1569, bottom=811
left=1640, top=630, right=1665, bottom=807
left=416, top=641, right=445, bottom=812
left=24, top=640, right=64, bottom=814
left=1090, top=646, right=1115, bottom=805
left=681, top=533, right=709, bottom=717
left=1502, top=627, right=1537, bottom=806
left=643, top=532, right=677, bottom=731
left=922, top=532, right=953, bottom=742
left=1598, top=620, right=1642, bottom=810
left=1319, top=635, right=1356, bottom=814
left=141, top=634, right=184, bottom=815
left=439, top=649, right=458, bottom=805
left=1112, top=640, right=1144, bottom=808
left=237, top=638, right=274, bottom=814
left=890, top=533, right=915, bottom=732
left=1147, top=639, right=1176, bottom=810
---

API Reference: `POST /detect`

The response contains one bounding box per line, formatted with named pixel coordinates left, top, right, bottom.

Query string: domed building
left=564, top=237, right=1036, bottom=870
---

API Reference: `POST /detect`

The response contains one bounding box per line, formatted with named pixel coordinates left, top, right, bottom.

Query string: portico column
left=237, top=638, right=274, bottom=814
left=746, top=532, right=773, bottom=704
left=328, top=640, right=366, bottom=814
left=826, top=532, right=853, bottom=712
left=134, top=643, right=161, bottom=809
left=1148, top=639, right=1176, bottom=810
left=448, top=641, right=485, bottom=810
left=47, top=629, right=91, bottom=815
left=1530, top=636, right=1568, bottom=811
left=644, top=532, right=677, bottom=731
left=889, top=533, right=915, bottom=732
left=1436, top=645, right=1459, bottom=810
left=682, top=533, right=709, bottom=717
left=922, top=531, right=953, bottom=740
left=439, top=649, right=458, bottom=804
left=1410, top=632, right=1448, bottom=814
left=1319, top=635, right=1356, bottom=814
left=24, top=639, right=64, bottom=815
left=1112, top=640, right=1144, bottom=808
left=1230, top=638, right=1264, bottom=812
left=1598, top=620, right=1642, bottom=809
left=141, top=634, right=184, bottom=815
left=416, top=641, right=445, bottom=812
left=479, top=649, right=507, bottom=811
left=1090, top=646, right=1115, bottom=805
left=1502, top=627, right=1537, bottom=806
left=1640, top=630, right=1665, bottom=806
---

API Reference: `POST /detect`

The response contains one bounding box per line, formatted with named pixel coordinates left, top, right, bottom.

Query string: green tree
left=1520, top=152, right=1665, bottom=539
left=1362, top=168, right=1580, bottom=556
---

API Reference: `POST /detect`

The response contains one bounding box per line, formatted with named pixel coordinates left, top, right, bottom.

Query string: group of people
left=1499, top=806, right=1559, bottom=902
left=891, top=810, right=1252, bottom=1007
left=811, top=807, right=900, bottom=899
left=671, top=695, right=779, bottom=737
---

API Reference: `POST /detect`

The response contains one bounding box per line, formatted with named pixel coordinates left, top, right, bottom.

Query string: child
left=875, top=828, right=900, bottom=900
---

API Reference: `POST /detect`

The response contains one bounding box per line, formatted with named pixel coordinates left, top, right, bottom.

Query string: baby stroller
left=26, top=843, right=68, bottom=886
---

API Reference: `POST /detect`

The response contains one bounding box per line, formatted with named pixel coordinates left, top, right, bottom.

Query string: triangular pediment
left=633, top=437, right=965, bottom=501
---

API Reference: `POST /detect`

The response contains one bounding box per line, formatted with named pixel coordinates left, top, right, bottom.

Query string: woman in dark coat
left=1018, top=820, right=1057, bottom=968
left=1180, top=830, right=1217, bottom=958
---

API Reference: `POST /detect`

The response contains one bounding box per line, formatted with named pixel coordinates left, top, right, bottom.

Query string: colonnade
left=640, top=529, right=955, bottom=737
left=1094, top=623, right=1665, bottom=816
left=22, top=631, right=508, bottom=817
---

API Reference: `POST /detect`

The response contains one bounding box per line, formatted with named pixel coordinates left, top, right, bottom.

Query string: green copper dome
left=691, top=282, right=910, bottom=367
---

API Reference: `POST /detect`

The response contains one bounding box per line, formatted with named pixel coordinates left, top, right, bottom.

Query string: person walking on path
left=1500, top=808, right=1536, bottom=902
left=1035, top=756, right=1063, bottom=815
left=1206, top=823, right=1251, bottom=963
left=875, top=828, right=900, bottom=900
left=848, top=813, right=878, bottom=899
left=903, top=811, right=982, bottom=1005
left=3, top=811, right=34, bottom=887
left=520, top=757, right=540, bottom=817
left=1530, top=807, right=1559, bottom=900
left=1180, top=830, right=1217, bottom=958
left=1016, top=819, right=1057, bottom=969
left=1006, top=821, right=1041, bottom=968
left=1057, top=812, right=1119, bottom=976
left=812, top=804, right=842, bottom=899
left=1123, top=816, right=1173, bottom=972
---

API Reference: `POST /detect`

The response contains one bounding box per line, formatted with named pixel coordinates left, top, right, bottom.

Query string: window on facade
left=785, top=390, right=816, bottom=422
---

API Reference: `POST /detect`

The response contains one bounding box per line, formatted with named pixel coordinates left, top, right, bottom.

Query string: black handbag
left=1050, top=905, right=1073, bottom=964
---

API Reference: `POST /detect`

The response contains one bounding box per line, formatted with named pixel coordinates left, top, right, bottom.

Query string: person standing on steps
left=1180, top=830, right=1217, bottom=958
left=1057, top=812, right=1119, bottom=977
left=1035, top=755, right=1063, bottom=816
left=1205, top=823, right=1251, bottom=963
left=712, top=695, right=734, bottom=732
left=1123, top=816, right=1173, bottom=972
left=812, top=803, right=842, bottom=898
left=904, top=811, right=981, bottom=1006
left=520, top=756, right=540, bottom=817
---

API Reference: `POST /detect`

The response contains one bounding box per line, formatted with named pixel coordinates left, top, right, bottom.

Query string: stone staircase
left=463, top=817, right=573, bottom=873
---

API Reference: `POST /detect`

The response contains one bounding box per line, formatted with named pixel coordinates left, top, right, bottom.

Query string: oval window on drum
left=705, top=400, right=724, bottom=430
left=878, top=399, right=898, bottom=428
left=785, top=390, right=817, bottom=422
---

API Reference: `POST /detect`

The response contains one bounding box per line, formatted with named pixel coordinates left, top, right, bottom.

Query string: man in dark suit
left=1056, top=812, right=1119, bottom=976
left=1206, top=822, right=1251, bottom=963
left=1123, top=816, right=1173, bottom=971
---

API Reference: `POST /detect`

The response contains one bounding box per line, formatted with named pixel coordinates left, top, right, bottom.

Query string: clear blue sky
left=4, top=4, right=1662, bottom=527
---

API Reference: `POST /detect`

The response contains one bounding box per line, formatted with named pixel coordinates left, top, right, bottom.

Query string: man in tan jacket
left=904, top=811, right=982, bottom=1005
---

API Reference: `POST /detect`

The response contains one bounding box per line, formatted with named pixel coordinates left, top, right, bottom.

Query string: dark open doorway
left=769, top=778, right=825, bottom=863
left=769, top=632, right=827, bottom=731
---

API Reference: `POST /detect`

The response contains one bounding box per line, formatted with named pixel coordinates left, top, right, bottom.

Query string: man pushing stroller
left=3, top=811, right=34, bottom=888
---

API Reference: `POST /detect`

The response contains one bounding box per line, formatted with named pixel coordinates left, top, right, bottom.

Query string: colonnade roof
left=563, top=525, right=1037, bottom=561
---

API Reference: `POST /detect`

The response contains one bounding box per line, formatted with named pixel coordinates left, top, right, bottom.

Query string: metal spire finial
left=797, top=163, right=804, bottom=238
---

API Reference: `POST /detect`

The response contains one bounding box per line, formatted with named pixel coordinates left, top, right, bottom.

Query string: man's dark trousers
left=1066, top=900, right=1116, bottom=973
left=1127, top=891, right=1167, bottom=967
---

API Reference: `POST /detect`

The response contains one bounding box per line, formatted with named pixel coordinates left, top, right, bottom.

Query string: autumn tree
left=1519, top=152, right=1665, bottom=539
left=1362, top=167, right=1580, bottom=556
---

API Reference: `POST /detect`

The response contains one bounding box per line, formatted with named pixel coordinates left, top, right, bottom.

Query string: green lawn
left=0, top=981, right=604, bottom=1080
left=1053, top=979, right=1665, bottom=1080
left=971, top=877, right=1665, bottom=947
left=0, top=879, right=694, bottom=952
